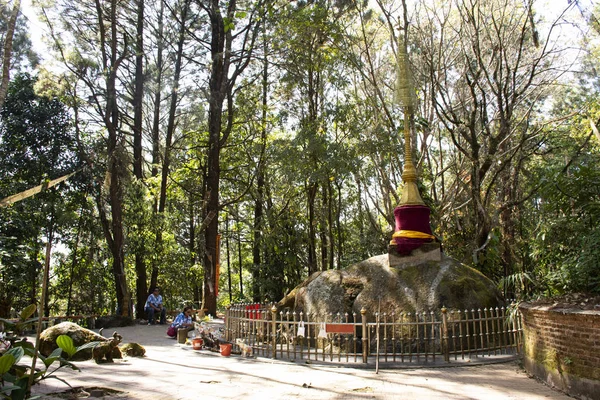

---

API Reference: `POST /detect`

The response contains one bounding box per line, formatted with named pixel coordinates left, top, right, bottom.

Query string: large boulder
left=278, top=254, right=503, bottom=321
left=39, top=322, right=120, bottom=360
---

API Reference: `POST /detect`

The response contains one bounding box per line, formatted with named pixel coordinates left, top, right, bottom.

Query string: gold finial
left=396, top=32, right=424, bottom=206
left=400, top=110, right=425, bottom=205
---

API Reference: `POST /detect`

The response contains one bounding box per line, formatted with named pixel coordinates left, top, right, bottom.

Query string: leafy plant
left=505, top=300, right=522, bottom=327
left=54, top=335, right=99, bottom=359
left=0, top=334, right=101, bottom=400
left=0, top=304, right=37, bottom=337
left=0, top=349, right=22, bottom=399
left=0, top=304, right=98, bottom=400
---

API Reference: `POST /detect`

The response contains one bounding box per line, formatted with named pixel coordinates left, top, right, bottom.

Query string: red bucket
left=192, top=338, right=203, bottom=350
left=219, top=343, right=232, bottom=357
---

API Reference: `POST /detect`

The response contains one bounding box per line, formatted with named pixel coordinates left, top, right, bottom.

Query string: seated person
left=144, top=287, right=166, bottom=325
left=167, top=306, right=195, bottom=337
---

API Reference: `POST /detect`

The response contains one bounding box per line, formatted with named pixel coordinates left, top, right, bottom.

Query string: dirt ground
left=28, top=321, right=571, bottom=400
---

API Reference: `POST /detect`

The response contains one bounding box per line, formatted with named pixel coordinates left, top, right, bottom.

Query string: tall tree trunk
left=66, top=208, right=85, bottom=316
left=202, top=0, right=260, bottom=315
left=149, top=0, right=164, bottom=292
left=104, top=0, right=130, bottom=317
left=133, top=0, right=148, bottom=319
left=203, top=0, right=230, bottom=316
left=307, top=182, right=318, bottom=275
left=226, top=216, right=232, bottom=302
left=29, top=248, right=40, bottom=307
left=500, top=155, right=521, bottom=297
left=152, top=0, right=190, bottom=291
left=87, top=229, right=97, bottom=315
left=150, top=0, right=164, bottom=182
left=320, top=184, right=328, bottom=271
left=134, top=248, right=147, bottom=317
left=204, top=110, right=222, bottom=315
left=0, top=0, right=20, bottom=108
left=327, top=179, right=334, bottom=270
left=252, top=33, right=268, bottom=302
left=356, top=175, right=364, bottom=257
left=305, top=59, right=322, bottom=275
left=237, top=225, right=243, bottom=298
left=107, top=151, right=129, bottom=316
left=188, top=193, right=201, bottom=307
left=132, top=0, right=144, bottom=179
left=335, top=180, right=342, bottom=269
left=252, top=165, right=264, bottom=302
left=43, top=208, right=55, bottom=318
left=468, top=131, right=490, bottom=267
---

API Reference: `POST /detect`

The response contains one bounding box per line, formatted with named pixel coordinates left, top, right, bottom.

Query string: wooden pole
left=27, top=224, right=53, bottom=393
left=376, top=300, right=380, bottom=373
left=215, top=234, right=221, bottom=298
left=361, top=308, right=368, bottom=363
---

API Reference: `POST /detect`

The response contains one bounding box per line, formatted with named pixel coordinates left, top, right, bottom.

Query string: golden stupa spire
left=395, top=31, right=424, bottom=206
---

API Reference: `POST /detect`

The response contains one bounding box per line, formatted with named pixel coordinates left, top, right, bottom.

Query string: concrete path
left=31, top=322, right=569, bottom=400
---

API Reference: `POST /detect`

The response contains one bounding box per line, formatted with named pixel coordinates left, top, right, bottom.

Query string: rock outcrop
left=278, top=254, right=503, bottom=321
left=39, top=322, right=121, bottom=361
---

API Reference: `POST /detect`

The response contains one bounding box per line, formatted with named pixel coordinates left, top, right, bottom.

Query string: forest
left=0, top=0, right=598, bottom=319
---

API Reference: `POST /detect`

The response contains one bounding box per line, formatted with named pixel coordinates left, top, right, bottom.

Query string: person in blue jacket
left=167, top=306, right=195, bottom=337
left=144, top=287, right=166, bottom=325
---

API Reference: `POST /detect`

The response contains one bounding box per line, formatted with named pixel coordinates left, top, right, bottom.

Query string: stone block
left=388, top=242, right=441, bottom=269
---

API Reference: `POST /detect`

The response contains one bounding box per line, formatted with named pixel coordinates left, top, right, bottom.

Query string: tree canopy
left=0, top=0, right=598, bottom=319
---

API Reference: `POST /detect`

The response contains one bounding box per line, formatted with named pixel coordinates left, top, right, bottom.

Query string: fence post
left=271, top=305, right=277, bottom=359
left=225, top=305, right=231, bottom=342
left=442, top=307, right=449, bottom=362
left=361, top=307, right=367, bottom=363
left=513, top=306, right=521, bottom=355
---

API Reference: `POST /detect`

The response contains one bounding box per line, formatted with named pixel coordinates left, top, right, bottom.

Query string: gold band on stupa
left=392, top=230, right=436, bottom=240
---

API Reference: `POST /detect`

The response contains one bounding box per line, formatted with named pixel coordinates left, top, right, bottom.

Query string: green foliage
left=55, top=336, right=77, bottom=358
left=0, top=341, right=78, bottom=400
left=48, top=196, right=115, bottom=317
left=0, top=353, right=15, bottom=375
left=55, top=335, right=99, bottom=359
left=0, top=308, right=85, bottom=400
left=4, top=0, right=599, bottom=319
left=0, top=304, right=37, bottom=337
left=526, top=158, right=600, bottom=295
left=512, top=100, right=600, bottom=297
left=0, top=73, right=77, bottom=317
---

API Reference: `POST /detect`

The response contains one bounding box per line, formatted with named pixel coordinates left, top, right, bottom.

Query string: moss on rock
left=39, top=322, right=122, bottom=361
left=281, top=254, right=503, bottom=321
left=119, top=342, right=146, bottom=357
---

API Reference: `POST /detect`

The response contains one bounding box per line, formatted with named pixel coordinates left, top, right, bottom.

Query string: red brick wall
left=519, top=303, right=600, bottom=399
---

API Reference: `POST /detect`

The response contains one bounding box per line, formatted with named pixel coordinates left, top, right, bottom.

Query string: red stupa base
left=393, top=205, right=434, bottom=256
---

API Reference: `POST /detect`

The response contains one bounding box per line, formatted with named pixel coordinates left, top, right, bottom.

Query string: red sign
left=326, top=324, right=355, bottom=334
